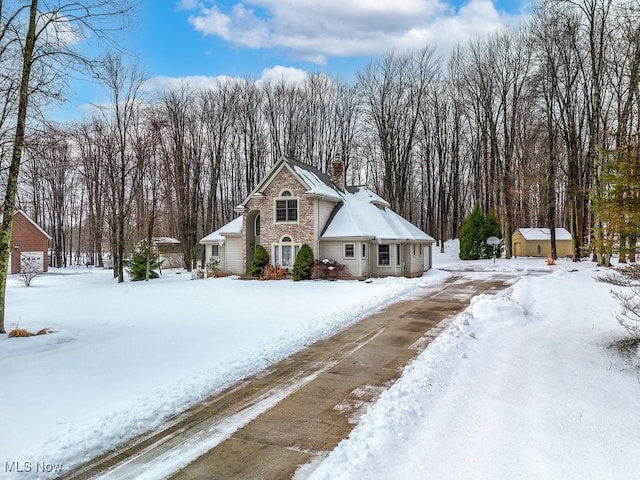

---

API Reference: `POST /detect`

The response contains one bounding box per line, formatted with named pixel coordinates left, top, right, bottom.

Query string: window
left=273, top=236, right=300, bottom=267
left=362, top=244, right=366, bottom=258
left=419, top=244, right=423, bottom=256
left=275, top=190, right=298, bottom=222
left=413, top=244, right=416, bottom=256
left=211, top=245, right=219, bottom=257
left=396, top=244, right=401, bottom=266
left=378, top=244, right=390, bottom=266
left=344, top=243, right=355, bottom=258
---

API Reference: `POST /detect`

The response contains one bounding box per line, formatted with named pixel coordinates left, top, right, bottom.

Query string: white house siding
left=319, top=240, right=367, bottom=278
left=314, top=198, right=338, bottom=254
left=404, top=243, right=428, bottom=277
left=224, top=237, right=245, bottom=274
left=372, top=243, right=404, bottom=277
left=423, top=244, right=432, bottom=271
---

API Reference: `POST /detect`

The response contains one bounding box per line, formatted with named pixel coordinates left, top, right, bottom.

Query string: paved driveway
left=66, top=273, right=517, bottom=480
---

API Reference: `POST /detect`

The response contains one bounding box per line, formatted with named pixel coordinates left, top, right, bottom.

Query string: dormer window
left=275, top=190, right=298, bottom=222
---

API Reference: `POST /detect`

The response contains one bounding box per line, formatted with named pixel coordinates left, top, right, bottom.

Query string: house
left=152, top=237, right=184, bottom=269
left=9, top=210, right=51, bottom=274
left=512, top=228, right=573, bottom=258
left=200, top=158, right=435, bottom=278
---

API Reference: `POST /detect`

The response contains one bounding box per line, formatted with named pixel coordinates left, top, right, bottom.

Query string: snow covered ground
left=1, top=242, right=638, bottom=479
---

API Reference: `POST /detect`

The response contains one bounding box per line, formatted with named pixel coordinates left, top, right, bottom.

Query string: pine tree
left=292, top=244, right=314, bottom=281
left=128, top=240, right=162, bottom=281
left=459, top=206, right=502, bottom=260
left=592, top=145, right=640, bottom=265
left=250, top=245, right=269, bottom=277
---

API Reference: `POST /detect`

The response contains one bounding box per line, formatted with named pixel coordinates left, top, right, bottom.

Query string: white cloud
left=142, top=67, right=308, bottom=94
left=185, top=0, right=522, bottom=64
left=257, top=66, right=308, bottom=85
left=177, top=0, right=203, bottom=10
left=39, top=12, right=83, bottom=46
left=142, top=75, right=237, bottom=92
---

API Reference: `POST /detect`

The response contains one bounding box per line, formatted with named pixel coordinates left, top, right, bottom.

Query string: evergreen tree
left=128, top=240, right=162, bottom=281
left=592, top=145, right=640, bottom=265
left=459, top=206, right=502, bottom=260
left=292, top=244, right=314, bottom=281
left=250, top=245, right=269, bottom=277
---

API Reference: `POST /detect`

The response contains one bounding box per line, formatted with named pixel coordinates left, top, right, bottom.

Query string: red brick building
left=9, top=210, right=51, bottom=274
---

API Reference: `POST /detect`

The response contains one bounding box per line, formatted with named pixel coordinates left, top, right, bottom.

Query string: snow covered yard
left=0, top=266, right=445, bottom=478
left=304, top=247, right=640, bottom=480
left=1, top=242, right=639, bottom=480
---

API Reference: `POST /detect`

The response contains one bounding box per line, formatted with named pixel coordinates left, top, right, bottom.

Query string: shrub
left=18, top=254, right=42, bottom=286
left=128, top=239, right=162, bottom=281
left=459, top=206, right=502, bottom=260
left=292, top=244, right=314, bottom=281
left=312, top=259, right=346, bottom=280
left=598, top=264, right=640, bottom=338
left=260, top=264, right=289, bottom=280
left=206, top=257, right=221, bottom=277
left=250, top=245, right=269, bottom=277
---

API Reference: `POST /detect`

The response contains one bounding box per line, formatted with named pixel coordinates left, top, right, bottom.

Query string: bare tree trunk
left=0, top=0, right=37, bottom=334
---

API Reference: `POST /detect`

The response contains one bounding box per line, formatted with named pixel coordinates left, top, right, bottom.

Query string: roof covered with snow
left=200, top=216, right=243, bottom=244
left=290, top=160, right=343, bottom=202
left=205, top=158, right=433, bottom=244
left=152, top=237, right=181, bottom=245
left=516, top=228, right=572, bottom=241
left=322, top=187, right=434, bottom=242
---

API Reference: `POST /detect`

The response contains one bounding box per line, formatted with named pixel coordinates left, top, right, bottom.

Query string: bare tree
left=94, top=51, right=147, bottom=282
left=358, top=47, right=439, bottom=217
left=0, top=0, right=136, bottom=334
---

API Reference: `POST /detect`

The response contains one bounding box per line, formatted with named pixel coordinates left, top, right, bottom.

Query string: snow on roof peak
left=517, top=228, right=572, bottom=241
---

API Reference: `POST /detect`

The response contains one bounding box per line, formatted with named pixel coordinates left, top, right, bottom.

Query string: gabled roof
left=516, top=228, right=572, bottom=241
left=200, top=216, right=243, bottom=245
left=204, top=158, right=434, bottom=245
left=15, top=210, right=52, bottom=240
left=321, top=187, right=434, bottom=243
left=237, top=157, right=342, bottom=211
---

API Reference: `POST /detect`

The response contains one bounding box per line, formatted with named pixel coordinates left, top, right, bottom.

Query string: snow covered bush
left=292, top=244, right=314, bottom=281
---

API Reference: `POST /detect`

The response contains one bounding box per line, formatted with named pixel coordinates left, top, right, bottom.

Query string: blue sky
left=55, top=0, right=527, bottom=120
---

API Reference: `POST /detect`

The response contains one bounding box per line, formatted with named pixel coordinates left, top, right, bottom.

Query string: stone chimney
left=331, top=160, right=345, bottom=192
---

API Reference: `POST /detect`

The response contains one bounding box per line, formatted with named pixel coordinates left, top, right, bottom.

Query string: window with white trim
left=273, top=236, right=300, bottom=267
left=344, top=243, right=355, bottom=258
left=378, top=244, right=390, bottom=266
left=362, top=244, right=366, bottom=258
left=275, top=190, right=298, bottom=222
left=211, top=245, right=219, bottom=257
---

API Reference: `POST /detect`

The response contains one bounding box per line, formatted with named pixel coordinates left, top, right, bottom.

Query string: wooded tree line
left=3, top=0, right=640, bottom=286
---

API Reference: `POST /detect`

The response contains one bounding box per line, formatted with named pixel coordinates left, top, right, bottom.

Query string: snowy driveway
left=63, top=273, right=517, bottom=480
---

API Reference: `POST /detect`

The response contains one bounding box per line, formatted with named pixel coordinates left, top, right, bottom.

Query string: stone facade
left=244, top=167, right=316, bottom=267
left=202, top=157, right=434, bottom=278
